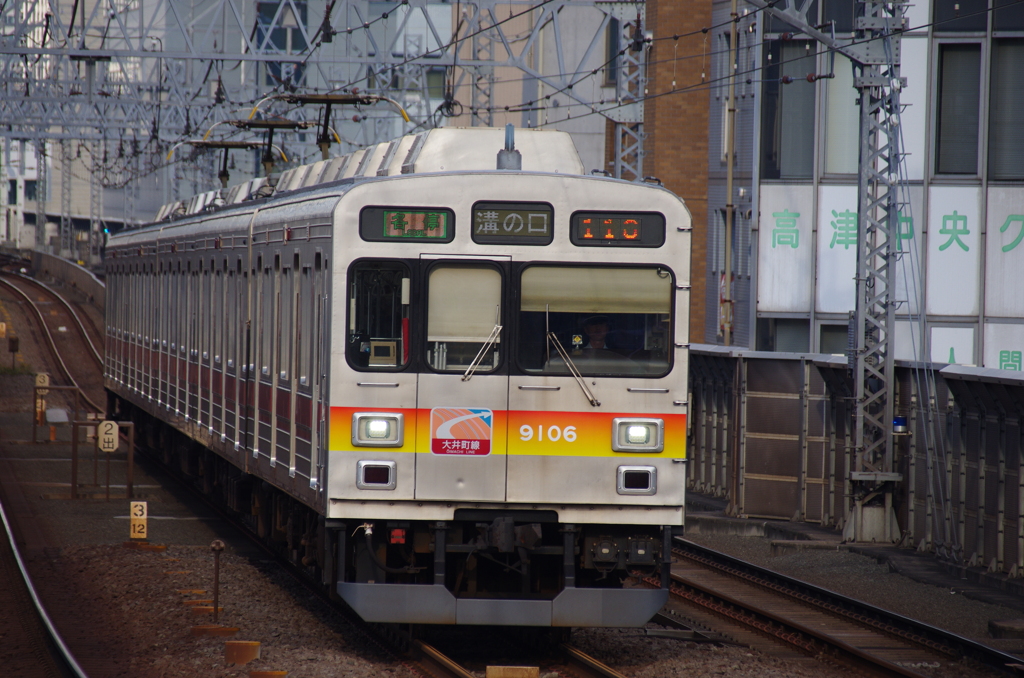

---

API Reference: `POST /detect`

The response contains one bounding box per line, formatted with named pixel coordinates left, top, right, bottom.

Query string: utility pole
left=722, top=0, right=740, bottom=346
left=744, top=0, right=908, bottom=542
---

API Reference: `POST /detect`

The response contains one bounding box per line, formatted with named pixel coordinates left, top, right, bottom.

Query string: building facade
left=693, top=0, right=1024, bottom=370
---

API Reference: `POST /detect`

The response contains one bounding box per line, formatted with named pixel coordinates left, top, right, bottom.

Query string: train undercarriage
left=112, top=393, right=673, bottom=627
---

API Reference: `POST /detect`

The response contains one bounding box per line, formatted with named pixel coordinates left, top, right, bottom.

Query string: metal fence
left=689, top=345, right=1024, bottom=576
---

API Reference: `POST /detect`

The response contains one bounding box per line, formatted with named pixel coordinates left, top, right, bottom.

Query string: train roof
left=153, top=127, right=585, bottom=224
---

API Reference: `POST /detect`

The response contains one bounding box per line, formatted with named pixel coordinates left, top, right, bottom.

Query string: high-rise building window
left=935, top=43, right=981, bottom=175
left=933, top=0, right=988, bottom=31
left=989, top=39, right=1024, bottom=180
left=761, top=41, right=816, bottom=180
left=824, top=54, right=858, bottom=174
left=994, top=0, right=1024, bottom=30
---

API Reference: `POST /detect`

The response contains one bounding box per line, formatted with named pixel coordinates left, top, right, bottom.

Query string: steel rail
left=664, top=570, right=928, bottom=678
left=668, top=538, right=1024, bottom=677
left=559, top=644, right=631, bottom=678
left=127, top=443, right=485, bottom=678
left=0, top=275, right=104, bottom=414
left=0, top=495, right=90, bottom=678
left=411, top=640, right=478, bottom=678
left=9, top=272, right=104, bottom=369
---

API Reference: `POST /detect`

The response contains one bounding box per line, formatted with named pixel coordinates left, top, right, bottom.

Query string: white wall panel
left=925, top=186, right=981, bottom=316
left=899, top=37, right=929, bottom=182
left=895, top=319, right=926, bottom=362
left=816, top=185, right=858, bottom=313
left=930, top=326, right=975, bottom=365
left=893, top=185, right=925, bottom=316
left=983, top=323, right=1024, bottom=371
left=757, top=185, right=814, bottom=312
left=984, top=187, right=1024, bottom=318
left=905, top=0, right=930, bottom=34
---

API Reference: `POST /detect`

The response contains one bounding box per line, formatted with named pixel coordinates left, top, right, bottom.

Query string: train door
left=415, top=257, right=509, bottom=501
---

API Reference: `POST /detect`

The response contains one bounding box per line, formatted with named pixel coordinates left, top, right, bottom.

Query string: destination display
left=359, top=206, right=456, bottom=242
left=570, top=212, right=666, bottom=247
left=472, top=201, right=554, bottom=245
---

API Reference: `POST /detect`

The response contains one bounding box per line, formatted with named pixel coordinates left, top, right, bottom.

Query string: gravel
left=29, top=543, right=414, bottom=678
left=25, top=533, right=1019, bottom=678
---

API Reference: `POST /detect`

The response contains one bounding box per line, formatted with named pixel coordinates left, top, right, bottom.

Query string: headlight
left=626, top=425, right=650, bottom=445
left=366, top=419, right=391, bottom=439
left=352, top=413, right=404, bottom=447
left=611, top=418, right=664, bottom=452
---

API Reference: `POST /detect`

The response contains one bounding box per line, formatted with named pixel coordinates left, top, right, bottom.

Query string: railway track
left=657, top=538, right=1023, bottom=677
left=0, top=271, right=104, bottom=414
left=0, top=492, right=87, bottom=678
left=0, top=270, right=614, bottom=678
left=144, top=441, right=633, bottom=678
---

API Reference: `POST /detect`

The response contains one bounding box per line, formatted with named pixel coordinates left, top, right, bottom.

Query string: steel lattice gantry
left=744, top=0, right=909, bottom=542
left=0, top=0, right=649, bottom=249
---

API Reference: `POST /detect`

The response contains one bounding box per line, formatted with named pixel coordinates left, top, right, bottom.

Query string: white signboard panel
left=930, top=326, right=975, bottom=365
left=893, top=186, right=925, bottom=316
left=983, top=323, right=1024, bottom=371
left=816, top=185, right=858, bottom=313
left=984, top=187, right=1024, bottom=318
left=926, top=186, right=981, bottom=316
left=899, top=38, right=929, bottom=182
left=757, top=185, right=814, bottom=313
left=894, top=319, right=926, bottom=362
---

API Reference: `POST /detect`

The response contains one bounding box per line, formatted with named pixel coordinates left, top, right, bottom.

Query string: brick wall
left=645, top=0, right=711, bottom=342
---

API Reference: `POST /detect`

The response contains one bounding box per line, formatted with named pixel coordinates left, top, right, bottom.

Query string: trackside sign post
left=130, top=501, right=148, bottom=540
left=98, top=421, right=119, bottom=453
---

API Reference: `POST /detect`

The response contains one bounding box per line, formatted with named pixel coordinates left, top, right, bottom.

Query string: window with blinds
left=989, top=39, right=1024, bottom=180
left=935, top=43, right=981, bottom=175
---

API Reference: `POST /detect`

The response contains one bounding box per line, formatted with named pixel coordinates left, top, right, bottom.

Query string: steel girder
left=744, top=0, right=909, bottom=541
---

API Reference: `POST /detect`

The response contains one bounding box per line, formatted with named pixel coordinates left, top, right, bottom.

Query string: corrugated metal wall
left=690, top=346, right=1024, bottom=575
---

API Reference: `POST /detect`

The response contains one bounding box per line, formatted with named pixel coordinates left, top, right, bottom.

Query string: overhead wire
left=48, top=0, right=1024, bottom=187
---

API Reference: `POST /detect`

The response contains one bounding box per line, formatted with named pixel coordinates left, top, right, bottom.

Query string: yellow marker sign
left=98, top=421, right=119, bottom=453
left=130, top=501, right=148, bottom=540
left=0, top=321, right=6, bottom=338
left=35, top=372, right=49, bottom=396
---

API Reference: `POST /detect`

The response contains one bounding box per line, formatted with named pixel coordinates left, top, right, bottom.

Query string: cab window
left=517, top=265, right=672, bottom=377
left=346, top=261, right=411, bottom=370
left=426, top=265, right=502, bottom=373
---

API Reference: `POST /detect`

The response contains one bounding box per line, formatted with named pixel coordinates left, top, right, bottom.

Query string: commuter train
left=104, top=126, right=691, bottom=627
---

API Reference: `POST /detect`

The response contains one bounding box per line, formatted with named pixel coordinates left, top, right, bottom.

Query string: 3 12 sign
left=130, top=501, right=147, bottom=540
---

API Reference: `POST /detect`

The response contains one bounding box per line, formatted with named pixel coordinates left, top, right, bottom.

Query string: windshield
left=517, top=265, right=673, bottom=377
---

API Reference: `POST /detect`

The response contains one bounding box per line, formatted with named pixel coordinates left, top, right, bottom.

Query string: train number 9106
left=519, top=425, right=577, bottom=442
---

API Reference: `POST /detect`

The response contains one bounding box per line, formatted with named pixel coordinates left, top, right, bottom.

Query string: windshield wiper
left=546, top=332, right=600, bottom=407
left=462, top=308, right=503, bottom=381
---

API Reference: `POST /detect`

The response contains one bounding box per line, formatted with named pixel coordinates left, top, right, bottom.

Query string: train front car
left=329, top=129, right=691, bottom=627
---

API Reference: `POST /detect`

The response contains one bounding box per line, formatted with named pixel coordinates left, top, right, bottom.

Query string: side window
left=426, top=265, right=502, bottom=373
left=347, top=261, right=411, bottom=370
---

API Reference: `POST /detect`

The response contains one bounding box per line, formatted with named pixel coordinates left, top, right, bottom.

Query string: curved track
left=657, top=538, right=1022, bottom=677
left=0, top=272, right=104, bottom=414
left=0, top=494, right=88, bottom=678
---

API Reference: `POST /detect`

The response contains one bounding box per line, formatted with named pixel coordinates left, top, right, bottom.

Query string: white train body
left=105, top=127, right=691, bottom=627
